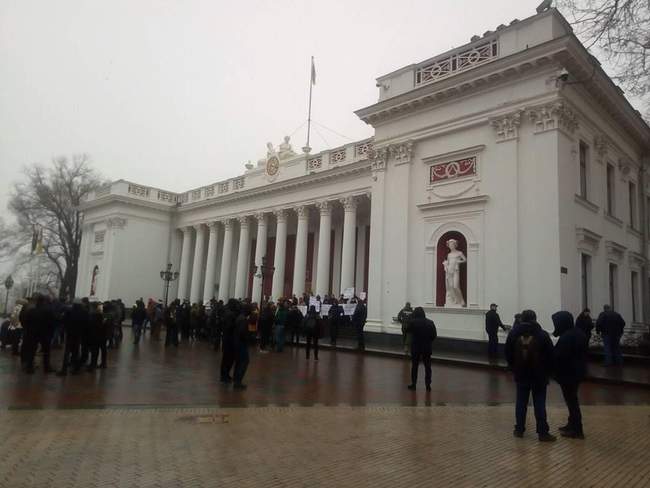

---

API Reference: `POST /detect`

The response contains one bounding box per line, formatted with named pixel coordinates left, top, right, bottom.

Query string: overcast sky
left=2, top=0, right=557, bottom=211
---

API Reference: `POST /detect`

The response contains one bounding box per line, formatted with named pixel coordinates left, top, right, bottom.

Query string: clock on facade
left=266, top=155, right=280, bottom=176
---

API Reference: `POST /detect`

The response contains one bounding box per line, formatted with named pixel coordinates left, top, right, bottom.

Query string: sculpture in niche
left=443, top=239, right=467, bottom=307
left=90, top=265, right=99, bottom=296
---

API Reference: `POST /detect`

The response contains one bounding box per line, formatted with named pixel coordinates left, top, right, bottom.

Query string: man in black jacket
left=406, top=307, right=437, bottom=391
left=596, top=305, right=625, bottom=366
left=485, top=303, right=506, bottom=359
left=57, top=299, right=89, bottom=376
left=220, top=299, right=240, bottom=383
left=552, top=311, right=588, bottom=439
left=351, top=301, right=367, bottom=351
left=232, top=303, right=251, bottom=389
left=505, top=310, right=555, bottom=442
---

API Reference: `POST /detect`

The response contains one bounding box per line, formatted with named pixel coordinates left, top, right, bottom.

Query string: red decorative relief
left=429, top=156, right=476, bottom=183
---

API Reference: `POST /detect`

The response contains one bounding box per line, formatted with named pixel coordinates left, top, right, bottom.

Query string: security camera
left=557, top=68, right=569, bottom=82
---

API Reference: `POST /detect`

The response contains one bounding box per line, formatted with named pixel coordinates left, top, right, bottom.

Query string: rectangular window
left=608, top=263, right=618, bottom=310
left=580, top=253, right=591, bottom=310
left=606, top=164, right=616, bottom=216
left=631, top=271, right=639, bottom=322
left=579, top=141, right=588, bottom=199
left=629, top=181, right=637, bottom=229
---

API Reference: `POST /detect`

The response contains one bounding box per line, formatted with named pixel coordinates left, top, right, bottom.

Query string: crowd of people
left=0, top=290, right=632, bottom=441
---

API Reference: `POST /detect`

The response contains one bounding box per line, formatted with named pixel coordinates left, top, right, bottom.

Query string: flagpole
left=305, top=56, right=314, bottom=151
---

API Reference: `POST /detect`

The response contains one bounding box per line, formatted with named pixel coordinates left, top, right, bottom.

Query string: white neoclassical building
left=77, top=7, right=650, bottom=341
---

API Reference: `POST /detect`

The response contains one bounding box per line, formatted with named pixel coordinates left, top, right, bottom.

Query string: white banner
left=342, top=304, right=357, bottom=316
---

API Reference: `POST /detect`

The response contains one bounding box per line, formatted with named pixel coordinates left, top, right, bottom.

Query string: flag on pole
left=311, top=56, right=316, bottom=86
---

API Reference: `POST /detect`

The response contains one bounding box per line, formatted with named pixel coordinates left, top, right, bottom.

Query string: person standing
left=220, top=299, right=240, bottom=383
left=351, top=301, right=367, bottom=351
left=274, top=300, right=288, bottom=352
left=131, top=299, right=147, bottom=345
left=57, top=299, right=89, bottom=376
left=164, top=300, right=179, bottom=347
left=303, top=305, right=321, bottom=360
left=88, top=301, right=108, bottom=370
left=21, top=295, right=54, bottom=374
left=504, top=309, right=556, bottom=442
left=552, top=311, right=588, bottom=439
left=287, top=301, right=303, bottom=345
left=406, top=307, right=437, bottom=391
left=258, top=302, right=274, bottom=352
left=232, top=303, right=251, bottom=390
left=575, top=309, right=594, bottom=344
left=328, top=299, right=343, bottom=346
left=485, top=303, right=507, bottom=359
left=398, top=302, right=414, bottom=353
left=596, top=305, right=625, bottom=366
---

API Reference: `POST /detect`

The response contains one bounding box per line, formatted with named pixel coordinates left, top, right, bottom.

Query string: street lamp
left=160, top=263, right=179, bottom=308
left=4, top=275, right=14, bottom=316
left=250, top=256, right=275, bottom=302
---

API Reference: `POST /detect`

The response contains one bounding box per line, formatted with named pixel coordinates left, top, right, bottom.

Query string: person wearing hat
left=485, top=303, right=507, bottom=359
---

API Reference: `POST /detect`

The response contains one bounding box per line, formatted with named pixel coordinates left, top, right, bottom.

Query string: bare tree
left=3, top=155, right=104, bottom=300
left=558, top=1, right=650, bottom=110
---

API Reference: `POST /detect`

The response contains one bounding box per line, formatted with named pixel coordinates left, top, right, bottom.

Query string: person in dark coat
left=220, top=299, right=240, bottom=383
left=274, top=301, right=288, bottom=352
left=351, top=301, right=367, bottom=351
left=398, top=302, right=414, bottom=352
left=485, top=303, right=506, bottom=359
left=132, top=299, right=147, bottom=345
left=406, top=307, right=437, bottom=391
left=258, top=303, right=274, bottom=352
left=596, top=305, right=625, bottom=366
left=504, top=309, right=555, bottom=442
left=575, top=308, right=594, bottom=344
left=287, top=303, right=304, bottom=345
left=88, top=301, right=109, bottom=370
left=552, top=311, right=588, bottom=439
left=328, top=299, right=343, bottom=346
left=303, top=306, right=321, bottom=360
left=57, top=299, right=89, bottom=376
left=21, top=294, right=55, bottom=374
left=232, top=303, right=251, bottom=389
left=164, top=300, right=179, bottom=347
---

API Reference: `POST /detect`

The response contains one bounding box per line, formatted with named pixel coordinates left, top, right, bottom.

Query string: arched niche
left=436, top=231, right=467, bottom=307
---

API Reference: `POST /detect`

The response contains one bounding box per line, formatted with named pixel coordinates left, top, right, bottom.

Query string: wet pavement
left=1, top=332, right=649, bottom=409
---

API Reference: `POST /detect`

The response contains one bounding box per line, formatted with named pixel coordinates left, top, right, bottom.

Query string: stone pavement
left=1, top=405, right=649, bottom=488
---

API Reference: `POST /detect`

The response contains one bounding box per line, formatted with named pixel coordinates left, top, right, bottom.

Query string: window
left=631, top=271, right=639, bottom=322
left=606, top=164, right=616, bottom=216
left=629, top=181, right=637, bottom=229
left=608, top=263, right=618, bottom=310
left=580, top=254, right=591, bottom=310
left=579, top=141, right=588, bottom=199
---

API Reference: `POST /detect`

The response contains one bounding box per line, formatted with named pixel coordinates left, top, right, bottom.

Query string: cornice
left=178, top=160, right=372, bottom=213
left=79, top=194, right=176, bottom=214
left=416, top=195, right=489, bottom=211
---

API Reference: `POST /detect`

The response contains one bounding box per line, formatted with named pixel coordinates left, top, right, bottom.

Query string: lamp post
left=160, top=263, right=179, bottom=308
left=4, top=275, right=14, bottom=315
left=250, top=256, right=275, bottom=303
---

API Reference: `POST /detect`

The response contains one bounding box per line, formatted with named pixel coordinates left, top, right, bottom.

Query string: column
left=218, top=219, right=234, bottom=301
left=177, top=226, right=193, bottom=300
left=203, top=222, right=220, bottom=303
left=251, top=213, right=268, bottom=303
left=189, top=223, right=206, bottom=303
left=271, top=210, right=288, bottom=300
left=355, top=224, right=367, bottom=294
left=315, top=201, right=332, bottom=296
left=292, top=205, right=309, bottom=296
left=234, top=216, right=251, bottom=299
left=340, top=196, right=358, bottom=295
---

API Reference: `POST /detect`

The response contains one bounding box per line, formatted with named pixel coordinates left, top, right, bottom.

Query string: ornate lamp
left=160, top=263, right=179, bottom=308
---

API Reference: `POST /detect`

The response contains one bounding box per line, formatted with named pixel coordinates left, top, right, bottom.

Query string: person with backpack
left=552, top=311, right=588, bottom=439
left=303, top=305, right=321, bottom=360
left=504, top=309, right=555, bottom=442
left=406, top=307, right=437, bottom=391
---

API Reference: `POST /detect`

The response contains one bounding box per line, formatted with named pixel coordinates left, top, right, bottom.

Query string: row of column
left=176, top=196, right=362, bottom=304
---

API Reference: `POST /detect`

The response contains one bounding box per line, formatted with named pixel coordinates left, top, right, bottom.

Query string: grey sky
left=2, top=0, right=556, bottom=211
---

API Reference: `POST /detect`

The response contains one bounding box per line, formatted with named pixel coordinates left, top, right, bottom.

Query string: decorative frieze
left=576, top=227, right=601, bottom=254
left=107, top=217, right=127, bottom=230
left=330, top=149, right=346, bottom=165
left=368, top=147, right=388, bottom=172
left=605, top=240, right=626, bottom=262
left=490, top=111, right=523, bottom=142
left=430, top=156, right=477, bottom=184
left=355, top=141, right=373, bottom=158
left=389, top=141, right=414, bottom=164
left=307, top=157, right=323, bottom=171
left=528, top=101, right=579, bottom=135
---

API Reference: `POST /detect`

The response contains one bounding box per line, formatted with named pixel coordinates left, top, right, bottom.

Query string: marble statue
left=278, top=135, right=296, bottom=159
left=443, top=239, right=466, bottom=307
left=266, top=142, right=276, bottom=159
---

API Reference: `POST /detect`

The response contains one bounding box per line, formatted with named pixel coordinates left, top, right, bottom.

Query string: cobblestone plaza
left=1, top=342, right=649, bottom=487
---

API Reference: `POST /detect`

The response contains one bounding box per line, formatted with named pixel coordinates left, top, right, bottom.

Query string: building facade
left=77, top=8, right=650, bottom=341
